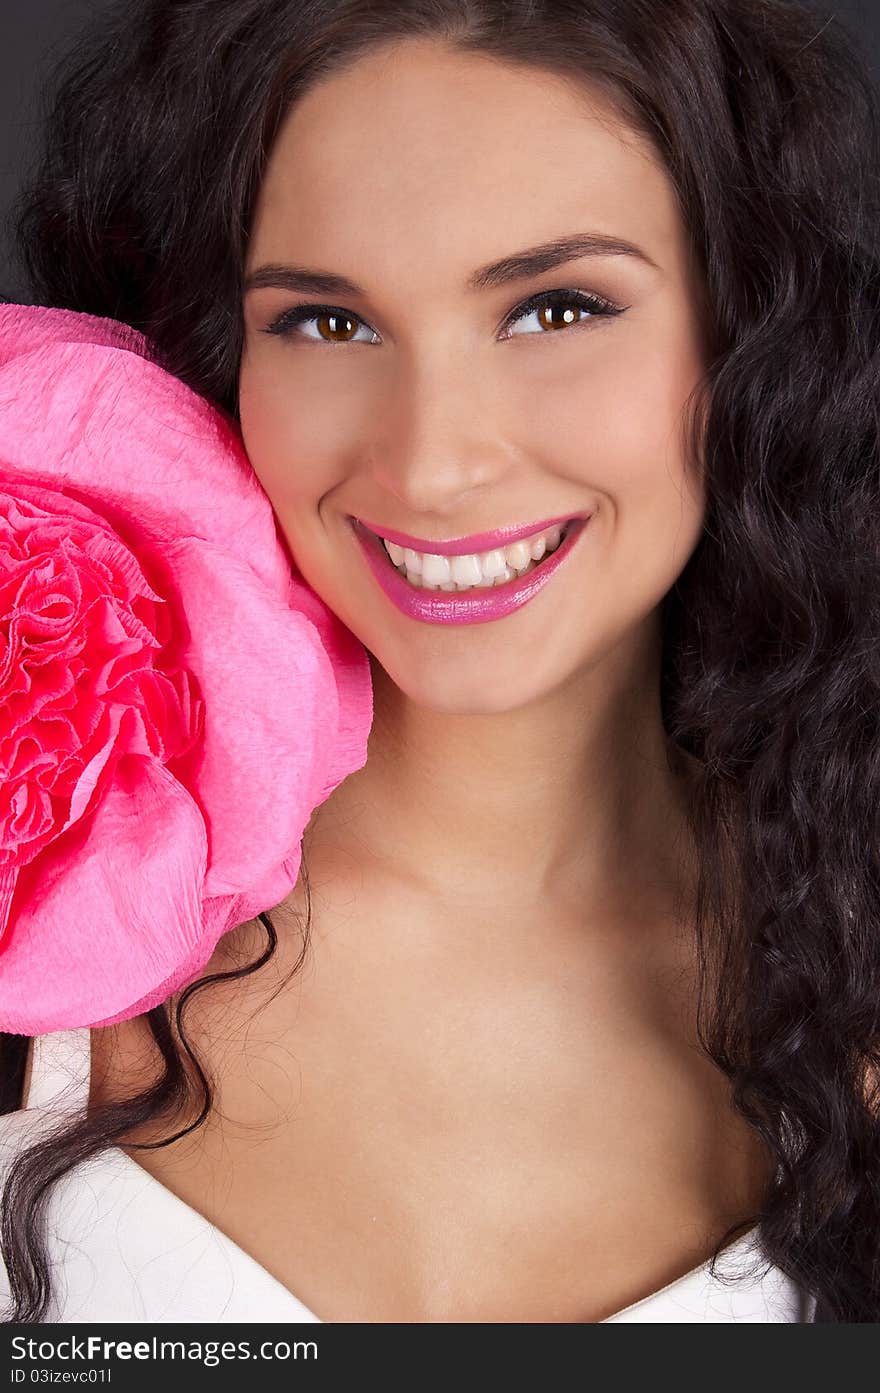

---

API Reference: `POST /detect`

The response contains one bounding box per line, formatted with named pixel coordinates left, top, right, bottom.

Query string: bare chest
left=88, top=890, right=771, bottom=1321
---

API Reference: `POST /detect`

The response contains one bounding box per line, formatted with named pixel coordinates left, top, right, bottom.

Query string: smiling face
left=239, top=38, right=710, bottom=714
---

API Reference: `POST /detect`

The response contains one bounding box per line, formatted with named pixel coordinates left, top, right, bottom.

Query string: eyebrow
left=243, top=230, right=658, bottom=298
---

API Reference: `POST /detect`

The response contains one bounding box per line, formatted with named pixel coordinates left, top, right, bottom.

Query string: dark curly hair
left=1, top=0, right=879, bottom=1323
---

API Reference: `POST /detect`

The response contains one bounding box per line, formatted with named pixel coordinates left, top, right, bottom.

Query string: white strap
left=24, top=1028, right=91, bottom=1114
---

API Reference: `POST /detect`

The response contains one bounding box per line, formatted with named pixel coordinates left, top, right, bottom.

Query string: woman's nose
left=364, top=349, right=516, bottom=517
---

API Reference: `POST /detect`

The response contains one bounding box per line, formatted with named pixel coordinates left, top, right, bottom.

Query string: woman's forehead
left=248, top=44, right=684, bottom=290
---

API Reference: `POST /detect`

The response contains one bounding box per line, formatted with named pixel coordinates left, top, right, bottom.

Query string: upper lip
left=352, top=512, right=590, bottom=556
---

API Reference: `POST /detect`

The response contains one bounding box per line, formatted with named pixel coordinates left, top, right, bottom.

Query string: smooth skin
left=88, top=38, right=773, bottom=1322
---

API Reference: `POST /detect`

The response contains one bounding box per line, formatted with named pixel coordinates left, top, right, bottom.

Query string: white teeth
left=420, top=552, right=451, bottom=584
left=380, top=521, right=572, bottom=591
left=504, top=540, right=531, bottom=571
left=449, top=553, right=484, bottom=586
left=402, top=547, right=423, bottom=574
left=480, top=549, right=508, bottom=578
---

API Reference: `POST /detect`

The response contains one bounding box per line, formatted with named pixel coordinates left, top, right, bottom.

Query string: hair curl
left=1, top=0, right=879, bottom=1322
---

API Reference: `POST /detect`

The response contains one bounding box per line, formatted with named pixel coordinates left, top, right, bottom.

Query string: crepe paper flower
left=0, top=303, right=373, bottom=1036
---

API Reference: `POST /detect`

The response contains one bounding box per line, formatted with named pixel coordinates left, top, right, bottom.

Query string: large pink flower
left=0, top=303, right=373, bottom=1034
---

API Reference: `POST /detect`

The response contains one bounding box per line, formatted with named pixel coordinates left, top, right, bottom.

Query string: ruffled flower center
left=0, top=480, right=204, bottom=941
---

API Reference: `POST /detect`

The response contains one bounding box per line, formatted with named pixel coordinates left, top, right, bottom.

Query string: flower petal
left=0, top=756, right=208, bottom=1033
left=157, top=537, right=338, bottom=897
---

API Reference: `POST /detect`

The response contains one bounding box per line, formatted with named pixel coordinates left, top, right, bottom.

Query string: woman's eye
left=261, top=289, right=623, bottom=344
left=262, top=306, right=378, bottom=344
left=500, top=289, right=623, bottom=338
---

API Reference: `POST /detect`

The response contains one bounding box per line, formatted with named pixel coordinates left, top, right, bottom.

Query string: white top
left=0, top=1029, right=817, bottom=1323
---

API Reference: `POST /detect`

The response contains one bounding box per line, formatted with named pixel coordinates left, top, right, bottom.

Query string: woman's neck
left=305, top=645, right=699, bottom=925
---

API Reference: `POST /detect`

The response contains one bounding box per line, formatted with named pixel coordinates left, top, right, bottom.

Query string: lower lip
left=349, top=516, right=592, bottom=626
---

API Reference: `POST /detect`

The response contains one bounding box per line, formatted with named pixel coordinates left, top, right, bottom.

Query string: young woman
left=0, top=0, right=878, bottom=1322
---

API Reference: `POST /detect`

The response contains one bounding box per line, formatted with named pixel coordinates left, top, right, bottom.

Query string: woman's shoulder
left=0, top=1094, right=321, bottom=1323
left=0, top=1033, right=86, bottom=1172
left=0, top=1100, right=52, bottom=1157
left=0, top=1096, right=163, bottom=1322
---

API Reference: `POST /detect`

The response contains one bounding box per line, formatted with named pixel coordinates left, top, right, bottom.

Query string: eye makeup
left=260, top=286, right=627, bottom=343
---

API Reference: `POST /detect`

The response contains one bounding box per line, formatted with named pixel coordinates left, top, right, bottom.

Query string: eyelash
left=261, top=287, right=624, bottom=344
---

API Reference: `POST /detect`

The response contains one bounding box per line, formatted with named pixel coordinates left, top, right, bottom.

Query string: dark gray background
left=1, top=0, right=878, bottom=302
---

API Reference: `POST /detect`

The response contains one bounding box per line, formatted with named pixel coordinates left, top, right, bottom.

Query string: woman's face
left=239, top=39, right=709, bottom=715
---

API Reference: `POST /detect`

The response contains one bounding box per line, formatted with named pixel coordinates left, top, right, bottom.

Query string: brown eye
left=540, top=305, right=576, bottom=329
left=314, top=311, right=359, bottom=342
left=263, top=305, right=377, bottom=343
left=501, top=289, right=621, bottom=338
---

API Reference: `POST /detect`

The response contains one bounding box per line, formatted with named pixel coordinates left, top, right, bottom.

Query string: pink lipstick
left=349, top=514, right=592, bottom=626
